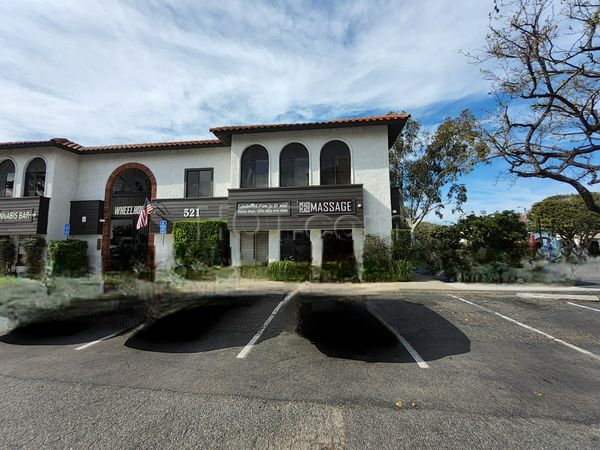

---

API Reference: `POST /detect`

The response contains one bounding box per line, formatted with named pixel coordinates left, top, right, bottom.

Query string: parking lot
left=0, top=287, right=599, bottom=449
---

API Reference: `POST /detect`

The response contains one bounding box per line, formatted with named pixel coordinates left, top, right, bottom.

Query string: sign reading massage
left=237, top=201, right=290, bottom=216
left=0, top=209, right=35, bottom=223
left=298, top=199, right=355, bottom=215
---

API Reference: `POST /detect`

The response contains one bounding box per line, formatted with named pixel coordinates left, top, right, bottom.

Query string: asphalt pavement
left=0, top=288, right=599, bottom=449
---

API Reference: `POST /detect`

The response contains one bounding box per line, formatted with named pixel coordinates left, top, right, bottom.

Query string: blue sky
left=0, top=0, right=579, bottom=222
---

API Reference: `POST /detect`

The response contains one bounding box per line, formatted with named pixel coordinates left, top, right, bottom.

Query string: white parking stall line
left=567, top=302, right=600, bottom=313
left=448, top=294, right=600, bottom=362
left=517, top=293, right=599, bottom=301
left=369, top=309, right=429, bottom=368
left=75, top=330, right=124, bottom=351
left=75, top=323, right=144, bottom=351
left=237, top=286, right=303, bottom=359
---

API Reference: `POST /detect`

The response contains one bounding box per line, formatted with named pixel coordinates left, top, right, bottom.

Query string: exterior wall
left=229, top=125, right=391, bottom=239
left=46, top=149, right=80, bottom=240
left=74, top=147, right=231, bottom=201
left=0, top=145, right=80, bottom=240
left=0, top=122, right=394, bottom=273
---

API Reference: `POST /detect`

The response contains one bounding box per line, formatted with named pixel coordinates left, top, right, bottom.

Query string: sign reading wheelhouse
left=113, top=205, right=144, bottom=216
left=297, top=199, right=355, bottom=215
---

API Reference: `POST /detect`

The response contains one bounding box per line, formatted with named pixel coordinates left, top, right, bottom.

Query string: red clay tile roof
left=0, top=138, right=224, bottom=153
left=210, top=113, right=410, bottom=146
left=0, top=113, right=410, bottom=153
left=80, top=139, right=224, bottom=153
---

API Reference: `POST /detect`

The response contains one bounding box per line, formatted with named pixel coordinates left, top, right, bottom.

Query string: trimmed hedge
left=172, top=220, right=230, bottom=276
left=0, top=239, right=15, bottom=276
left=48, top=239, right=88, bottom=276
left=22, top=237, right=46, bottom=279
left=267, top=261, right=311, bottom=281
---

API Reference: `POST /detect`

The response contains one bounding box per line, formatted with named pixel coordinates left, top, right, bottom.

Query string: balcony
left=0, top=196, right=50, bottom=235
left=227, top=184, right=364, bottom=231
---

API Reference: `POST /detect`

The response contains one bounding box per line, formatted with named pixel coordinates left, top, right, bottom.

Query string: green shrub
left=266, top=261, right=311, bottom=281
left=363, top=235, right=394, bottom=281
left=22, top=237, right=46, bottom=279
left=393, top=259, right=414, bottom=281
left=172, top=220, right=230, bottom=277
left=391, top=228, right=412, bottom=261
left=0, top=239, right=15, bottom=276
left=47, top=239, right=88, bottom=277
left=319, top=260, right=357, bottom=282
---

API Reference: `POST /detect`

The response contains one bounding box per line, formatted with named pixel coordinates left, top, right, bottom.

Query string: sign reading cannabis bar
left=0, top=209, right=35, bottom=222
left=236, top=201, right=290, bottom=216
left=297, top=199, right=355, bottom=215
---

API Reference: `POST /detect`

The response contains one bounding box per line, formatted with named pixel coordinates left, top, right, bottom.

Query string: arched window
left=279, top=143, right=309, bottom=187
left=112, top=169, right=151, bottom=195
left=241, top=145, right=269, bottom=188
left=24, top=158, right=46, bottom=197
left=320, top=140, right=351, bottom=185
left=0, top=159, right=15, bottom=198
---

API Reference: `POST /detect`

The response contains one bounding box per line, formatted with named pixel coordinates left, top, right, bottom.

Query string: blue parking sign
left=159, top=220, right=167, bottom=234
left=64, top=223, right=70, bottom=237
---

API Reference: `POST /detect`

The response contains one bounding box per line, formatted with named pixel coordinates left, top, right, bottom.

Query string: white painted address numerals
left=183, top=207, right=200, bottom=218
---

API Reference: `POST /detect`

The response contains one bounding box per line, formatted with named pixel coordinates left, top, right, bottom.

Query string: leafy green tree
left=528, top=194, right=600, bottom=255
left=389, top=110, right=488, bottom=241
left=456, top=211, right=528, bottom=261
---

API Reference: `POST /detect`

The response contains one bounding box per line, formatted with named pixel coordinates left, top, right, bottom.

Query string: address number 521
left=183, top=207, right=200, bottom=218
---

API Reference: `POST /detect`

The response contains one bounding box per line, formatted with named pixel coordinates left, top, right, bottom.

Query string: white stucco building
left=0, top=114, right=409, bottom=273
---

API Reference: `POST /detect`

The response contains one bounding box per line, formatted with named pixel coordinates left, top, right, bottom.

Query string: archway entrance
left=102, top=163, right=157, bottom=272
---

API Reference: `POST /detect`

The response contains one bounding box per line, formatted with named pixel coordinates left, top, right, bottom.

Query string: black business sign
left=236, top=201, right=291, bottom=216
left=0, top=209, right=35, bottom=223
left=297, top=199, right=355, bottom=215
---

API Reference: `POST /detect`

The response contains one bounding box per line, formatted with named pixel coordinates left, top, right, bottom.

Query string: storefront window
left=0, top=159, right=15, bottom=198
left=280, top=230, right=311, bottom=262
left=24, top=158, right=46, bottom=197
left=185, top=169, right=213, bottom=197
left=280, top=143, right=309, bottom=187
left=241, top=145, right=269, bottom=188
left=320, top=141, right=351, bottom=185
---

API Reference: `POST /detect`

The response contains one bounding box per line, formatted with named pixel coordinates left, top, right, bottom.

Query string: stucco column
left=353, top=228, right=365, bottom=279
left=230, top=231, right=241, bottom=267
left=310, top=229, right=323, bottom=267
left=268, top=230, right=280, bottom=263
left=154, top=233, right=174, bottom=273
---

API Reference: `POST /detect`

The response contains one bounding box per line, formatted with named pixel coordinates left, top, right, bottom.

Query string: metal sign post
left=64, top=223, right=70, bottom=240
left=159, top=220, right=167, bottom=245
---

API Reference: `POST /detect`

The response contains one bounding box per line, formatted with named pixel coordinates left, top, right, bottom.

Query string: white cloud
left=0, top=0, right=492, bottom=145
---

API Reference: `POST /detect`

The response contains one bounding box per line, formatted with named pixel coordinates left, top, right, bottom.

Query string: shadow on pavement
left=369, top=298, right=471, bottom=363
left=0, top=311, right=137, bottom=346
left=295, top=296, right=470, bottom=363
left=124, top=299, right=253, bottom=353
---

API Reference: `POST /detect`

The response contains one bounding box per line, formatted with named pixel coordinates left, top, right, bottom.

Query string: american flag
left=136, top=198, right=154, bottom=230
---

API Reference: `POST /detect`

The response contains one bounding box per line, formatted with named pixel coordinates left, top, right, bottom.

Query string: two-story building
left=0, top=113, right=408, bottom=273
